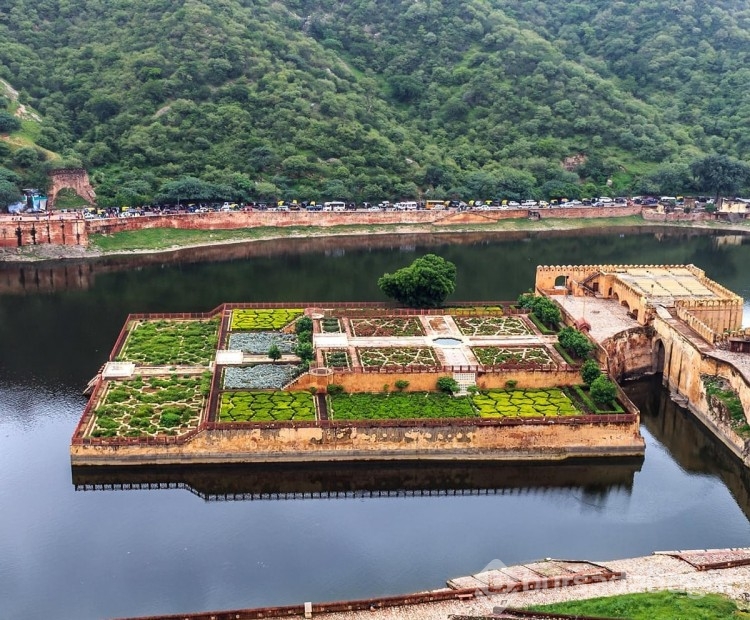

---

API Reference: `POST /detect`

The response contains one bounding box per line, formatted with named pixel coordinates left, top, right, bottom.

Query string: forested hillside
left=1, top=0, right=750, bottom=205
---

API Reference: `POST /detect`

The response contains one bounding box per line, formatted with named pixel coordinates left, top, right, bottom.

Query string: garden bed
left=223, top=364, right=302, bottom=389
left=472, top=346, right=554, bottom=366
left=328, top=392, right=477, bottom=420
left=349, top=317, right=425, bottom=337
left=230, top=309, right=303, bottom=331
left=219, top=391, right=315, bottom=422
left=116, top=318, right=219, bottom=366
left=320, top=318, right=342, bottom=333
left=453, top=316, right=532, bottom=336
left=472, top=389, right=581, bottom=418
left=322, top=349, right=351, bottom=368
left=89, top=374, right=211, bottom=438
left=227, top=332, right=297, bottom=354
left=357, top=347, right=438, bottom=367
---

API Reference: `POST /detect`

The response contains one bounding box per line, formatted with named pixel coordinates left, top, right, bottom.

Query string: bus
left=425, top=200, right=446, bottom=210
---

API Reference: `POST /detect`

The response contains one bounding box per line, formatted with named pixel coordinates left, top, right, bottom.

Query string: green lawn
left=528, top=591, right=750, bottom=619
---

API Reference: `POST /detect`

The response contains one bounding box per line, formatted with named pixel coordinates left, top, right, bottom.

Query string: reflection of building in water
left=713, top=235, right=745, bottom=247
left=627, top=377, right=750, bottom=522
left=72, top=459, right=641, bottom=501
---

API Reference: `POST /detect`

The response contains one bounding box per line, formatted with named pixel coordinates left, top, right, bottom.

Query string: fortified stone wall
left=47, top=168, right=96, bottom=207
left=600, top=327, right=654, bottom=380
left=642, top=209, right=714, bottom=222
left=84, top=205, right=642, bottom=236
left=70, top=417, right=644, bottom=466
left=0, top=216, right=88, bottom=247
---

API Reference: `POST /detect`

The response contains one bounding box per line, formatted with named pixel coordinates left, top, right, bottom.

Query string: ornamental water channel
left=2, top=228, right=750, bottom=619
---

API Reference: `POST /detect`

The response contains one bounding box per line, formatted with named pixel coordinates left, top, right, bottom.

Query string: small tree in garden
left=518, top=293, right=561, bottom=329
left=437, top=376, right=459, bottom=394
left=268, top=343, right=282, bottom=361
left=378, top=254, right=457, bottom=307
left=581, top=359, right=602, bottom=385
left=590, top=375, right=617, bottom=407
left=558, top=326, right=594, bottom=359
left=296, top=316, right=313, bottom=334
left=326, top=383, right=345, bottom=395
left=394, top=379, right=410, bottom=392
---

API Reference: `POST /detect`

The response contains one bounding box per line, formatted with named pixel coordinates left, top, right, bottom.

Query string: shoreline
left=1, top=215, right=749, bottom=264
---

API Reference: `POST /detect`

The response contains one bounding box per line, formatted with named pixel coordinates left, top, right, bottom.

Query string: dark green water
left=0, top=228, right=749, bottom=619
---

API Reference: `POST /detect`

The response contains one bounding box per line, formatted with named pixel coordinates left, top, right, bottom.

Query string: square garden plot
left=89, top=373, right=211, bottom=438
left=323, top=349, right=351, bottom=368
left=223, top=364, right=302, bottom=390
left=115, top=318, right=220, bottom=366
left=228, top=332, right=297, bottom=354
left=472, top=389, right=581, bottom=418
left=349, top=317, right=425, bottom=337
left=472, top=346, right=554, bottom=366
left=454, top=316, right=532, bottom=336
left=219, top=391, right=315, bottom=422
left=358, top=347, right=438, bottom=367
left=329, top=392, right=477, bottom=420
left=230, top=309, right=303, bottom=331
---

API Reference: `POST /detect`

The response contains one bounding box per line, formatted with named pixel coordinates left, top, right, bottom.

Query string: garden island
left=71, top=261, right=646, bottom=466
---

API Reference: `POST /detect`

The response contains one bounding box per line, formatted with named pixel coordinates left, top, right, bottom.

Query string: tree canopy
left=2, top=0, right=750, bottom=202
left=378, top=254, right=457, bottom=308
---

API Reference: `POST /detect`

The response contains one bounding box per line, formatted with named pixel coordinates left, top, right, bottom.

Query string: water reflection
left=626, top=376, right=750, bottom=521
left=72, top=458, right=642, bottom=501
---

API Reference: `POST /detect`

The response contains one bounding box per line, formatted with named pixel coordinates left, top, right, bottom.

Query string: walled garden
left=328, top=392, right=477, bottom=420
left=453, top=316, right=532, bottom=336
left=472, top=389, right=580, bottom=417
left=228, top=332, right=297, bottom=354
left=472, top=346, right=554, bottom=366
left=357, top=347, right=438, bottom=367
left=219, top=391, right=316, bottom=422
left=349, top=317, right=425, bottom=337
left=223, top=364, right=302, bottom=389
left=116, top=319, right=220, bottom=366
left=323, top=349, right=351, bottom=368
left=89, top=373, right=211, bottom=438
left=230, top=309, right=303, bottom=331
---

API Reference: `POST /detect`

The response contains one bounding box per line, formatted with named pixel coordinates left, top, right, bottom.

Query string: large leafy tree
left=378, top=254, right=457, bottom=308
left=0, top=179, right=22, bottom=210
left=690, top=155, right=750, bottom=202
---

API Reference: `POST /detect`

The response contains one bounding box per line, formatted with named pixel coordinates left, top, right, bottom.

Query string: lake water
left=1, top=228, right=750, bottom=619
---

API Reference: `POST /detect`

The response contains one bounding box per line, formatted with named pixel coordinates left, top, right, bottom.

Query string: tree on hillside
left=0, top=111, right=21, bottom=134
left=0, top=179, right=22, bottom=210
left=690, top=155, right=750, bottom=203
left=378, top=254, right=457, bottom=308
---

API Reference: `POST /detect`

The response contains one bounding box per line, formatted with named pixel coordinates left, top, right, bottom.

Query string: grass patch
left=704, top=376, right=750, bottom=437
left=219, top=391, right=315, bottom=422
left=116, top=318, right=219, bottom=366
left=454, top=316, right=532, bottom=336
left=329, top=392, right=477, bottom=420
left=528, top=591, right=750, bottom=619
left=230, top=309, right=303, bottom=331
left=358, top=347, right=438, bottom=367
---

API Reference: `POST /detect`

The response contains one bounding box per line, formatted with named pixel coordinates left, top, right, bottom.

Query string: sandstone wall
left=0, top=216, right=88, bottom=247
left=70, top=417, right=644, bottom=466
left=601, top=327, right=654, bottom=380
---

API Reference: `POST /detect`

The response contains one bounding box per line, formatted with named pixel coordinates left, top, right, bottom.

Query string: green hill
left=1, top=0, right=749, bottom=205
